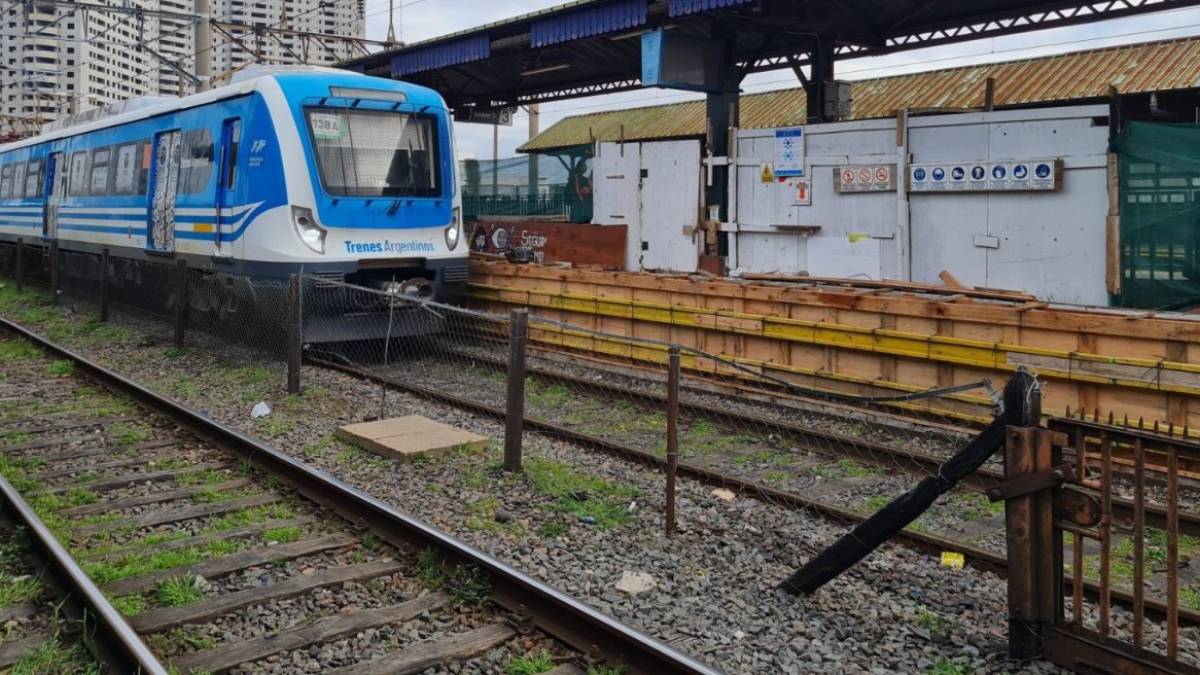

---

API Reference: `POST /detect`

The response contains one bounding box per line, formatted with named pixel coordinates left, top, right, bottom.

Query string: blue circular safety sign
left=1035, top=163, right=1052, bottom=178
left=992, top=165, right=1007, bottom=179
left=971, top=166, right=985, bottom=180
left=932, top=168, right=945, bottom=181
left=951, top=167, right=965, bottom=180
left=913, top=167, right=927, bottom=181
left=1013, top=164, right=1028, bottom=179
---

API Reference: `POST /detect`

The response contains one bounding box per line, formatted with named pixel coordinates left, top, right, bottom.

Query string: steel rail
left=0, top=317, right=720, bottom=675
left=0, top=475, right=169, bottom=674
left=424, top=346, right=1200, bottom=539
left=310, top=357, right=1200, bottom=627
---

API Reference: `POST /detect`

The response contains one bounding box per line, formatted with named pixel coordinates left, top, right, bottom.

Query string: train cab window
left=90, top=147, right=112, bottom=196
left=25, top=160, right=42, bottom=198
left=305, top=107, right=441, bottom=198
left=12, top=162, right=25, bottom=199
left=68, top=151, right=89, bottom=197
left=179, top=129, right=214, bottom=195
left=0, top=165, right=12, bottom=199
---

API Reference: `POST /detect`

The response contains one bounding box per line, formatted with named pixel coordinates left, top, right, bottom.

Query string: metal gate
left=999, top=403, right=1200, bottom=674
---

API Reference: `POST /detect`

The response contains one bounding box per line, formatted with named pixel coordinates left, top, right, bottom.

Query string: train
left=0, top=66, right=467, bottom=341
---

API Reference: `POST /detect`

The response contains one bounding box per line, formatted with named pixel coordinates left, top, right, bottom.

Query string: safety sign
left=835, top=164, right=896, bottom=193
left=774, top=128, right=805, bottom=177
left=908, top=158, right=1063, bottom=192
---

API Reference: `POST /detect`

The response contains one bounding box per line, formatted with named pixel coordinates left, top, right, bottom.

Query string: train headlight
left=291, top=206, right=326, bottom=254
left=445, top=207, right=461, bottom=250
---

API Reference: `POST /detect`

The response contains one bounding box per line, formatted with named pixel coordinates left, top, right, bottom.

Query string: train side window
left=68, top=151, right=89, bottom=197
left=179, top=128, right=214, bottom=195
left=12, top=162, right=26, bottom=199
left=0, top=164, right=12, bottom=199
left=25, top=160, right=42, bottom=198
left=113, top=143, right=139, bottom=195
left=225, top=119, right=241, bottom=189
left=90, top=146, right=112, bottom=196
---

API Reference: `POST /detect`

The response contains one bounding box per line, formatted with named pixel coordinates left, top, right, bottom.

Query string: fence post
left=287, top=274, right=302, bottom=395
left=504, top=308, right=529, bottom=473
left=15, top=238, right=23, bottom=292
left=99, top=248, right=110, bottom=323
left=173, top=259, right=188, bottom=348
left=666, top=346, right=680, bottom=535
left=1003, top=367, right=1050, bottom=661
left=49, top=239, right=59, bottom=304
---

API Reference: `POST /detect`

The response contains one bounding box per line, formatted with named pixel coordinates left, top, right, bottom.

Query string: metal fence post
left=173, top=259, right=188, bottom=348
left=287, top=274, right=302, bottom=395
left=1003, top=368, right=1048, bottom=661
left=49, top=239, right=59, bottom=304
left=14, top=238, right=23, bottom=292
left=504, top=308, right=529, bottom=473
left=99, top=248, right=111, bottom=323
left=666, top=346, right=680, bottom=535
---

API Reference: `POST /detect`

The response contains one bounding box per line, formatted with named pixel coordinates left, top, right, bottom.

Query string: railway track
left=308, top=347, right=1200, bottom=626
left=0, top=319, right=720, bottom=675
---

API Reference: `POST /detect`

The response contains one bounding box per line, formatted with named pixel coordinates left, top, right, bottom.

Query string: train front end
left=274, top=72, right=468, bottom=341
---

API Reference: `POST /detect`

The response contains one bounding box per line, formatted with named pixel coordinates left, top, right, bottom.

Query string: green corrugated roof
left=520, top=36, right=1200, bottom=152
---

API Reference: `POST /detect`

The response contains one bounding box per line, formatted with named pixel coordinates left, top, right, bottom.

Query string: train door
left=214, top=118, right=241, bottom=258
left=42, top=152, right=65, bottom=239
left=148, top=129, right=182, bottom=253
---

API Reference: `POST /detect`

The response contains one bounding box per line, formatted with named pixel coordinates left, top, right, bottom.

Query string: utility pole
left=527, top=104, right=539, bottom=201
left=386, top=0, right=396, bottom=45
left=195, top=0, right=212, bottom=92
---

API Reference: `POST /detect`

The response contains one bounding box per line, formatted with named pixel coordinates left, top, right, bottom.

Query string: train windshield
left=305, top=107, right=441, bottom=198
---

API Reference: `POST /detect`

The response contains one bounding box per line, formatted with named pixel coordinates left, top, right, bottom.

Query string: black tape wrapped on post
left=776, top=368, right=1038, bottom=595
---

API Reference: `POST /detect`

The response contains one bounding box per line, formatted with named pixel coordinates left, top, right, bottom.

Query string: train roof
left=0, top=69, right=447, bottom=154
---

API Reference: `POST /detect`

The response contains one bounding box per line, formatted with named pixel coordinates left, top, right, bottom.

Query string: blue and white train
left=0, top=66, right=467, bottom=340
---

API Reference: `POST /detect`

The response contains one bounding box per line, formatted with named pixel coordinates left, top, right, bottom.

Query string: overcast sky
left=357, top=1, right=1200, bottom=159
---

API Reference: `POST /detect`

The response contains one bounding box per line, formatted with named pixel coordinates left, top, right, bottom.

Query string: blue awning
left=668, top=0, right=753, bottom=17
left=530, top=0, right=646, bottom=48
left=391, top=35, right=491, bottom=77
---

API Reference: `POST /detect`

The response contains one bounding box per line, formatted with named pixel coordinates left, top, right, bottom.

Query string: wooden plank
left=32, top=439, right=181, bottom=464
left=59, top=479, right=250, bottom=517
left=30, top=451, right=187, bottom=481
left=323, top=623, right=516, bottom=675
left=129, top=561, right=404, bottom=634
left=81, top=517, right=317, bottom=563
left=336, top=416, right=488, bottom=461
left=43, top=462, right=230, bottom=495
left=0, top=635, right=49, bottom=669
left=939, top=270, right=964, bottom=289
left=0, top=602, right=38, bottom=624
left=71, top=493, right=282, bottom=536
left=0, top=415, right=131, bottom=436
left=172, top=592, right=450, bottom=674
left=103, top=533, right=356, bottom=596
left=0, top=433, right=105, bottom=454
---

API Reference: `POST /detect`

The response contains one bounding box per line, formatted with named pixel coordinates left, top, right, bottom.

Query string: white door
left=592, top=141, right=641, bottom=270
left=639, top=140, right=701, bottom=273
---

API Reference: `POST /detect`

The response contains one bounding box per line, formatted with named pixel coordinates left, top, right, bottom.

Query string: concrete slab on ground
left=336, top=416, right=488, bottom=462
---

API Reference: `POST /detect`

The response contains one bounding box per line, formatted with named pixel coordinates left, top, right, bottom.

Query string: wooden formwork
left=467, top=259, right=1200, bottom=428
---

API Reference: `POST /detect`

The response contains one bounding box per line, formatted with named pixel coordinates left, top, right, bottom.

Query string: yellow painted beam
left=469, top=284, right=1200, bottom=396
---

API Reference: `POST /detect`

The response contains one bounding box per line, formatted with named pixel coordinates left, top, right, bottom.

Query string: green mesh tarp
left=1114, top=122, right=1200, bottom=310
left=460, top=144, right=593, bottom=223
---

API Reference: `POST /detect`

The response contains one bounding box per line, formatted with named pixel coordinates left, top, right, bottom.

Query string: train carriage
left=0, top=66, right=467, bottom=341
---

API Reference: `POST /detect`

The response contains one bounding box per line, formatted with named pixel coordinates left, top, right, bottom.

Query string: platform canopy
left=341, top=0, right=1200, bottom=111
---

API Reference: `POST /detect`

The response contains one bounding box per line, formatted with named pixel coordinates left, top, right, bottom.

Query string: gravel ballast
left=3, top=288, right=1199, bottom=674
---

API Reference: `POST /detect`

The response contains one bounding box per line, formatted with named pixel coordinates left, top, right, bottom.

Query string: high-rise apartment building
left=1, top=0, right=365, bottom=131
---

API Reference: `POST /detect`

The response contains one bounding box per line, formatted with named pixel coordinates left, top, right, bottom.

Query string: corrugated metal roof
left=531, top=0, right=645, bottom=48
left=521, top=37, right=1200, bottom=152
left=669, top=0, right=754, bottom=17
